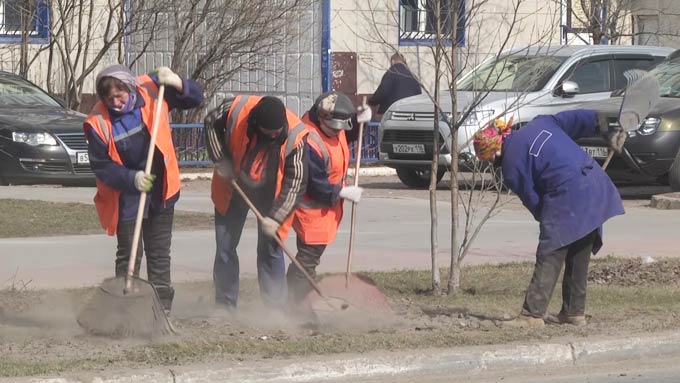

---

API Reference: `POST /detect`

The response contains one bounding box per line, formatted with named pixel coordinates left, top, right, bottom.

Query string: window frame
left=398, top=0, right=466, bottom=47
left=557, top=56, right=614, bottom=95
left=0, top=0, right=50, bottom=44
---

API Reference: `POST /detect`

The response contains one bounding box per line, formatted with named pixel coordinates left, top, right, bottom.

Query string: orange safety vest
left=83, top=74, right=180, bottom=236
left=293, top=112, right=350, bottom=245
left=210, top=95, right=309, bottom=239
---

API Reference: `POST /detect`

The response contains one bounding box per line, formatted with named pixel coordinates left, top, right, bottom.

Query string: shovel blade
left=302, top=274, right=392, bottom=314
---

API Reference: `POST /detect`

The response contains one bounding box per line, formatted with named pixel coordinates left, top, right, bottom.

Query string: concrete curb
left=650, top=192, right=680, bottom=209
left=180, top=167, right=396, bottom=181
left=10, top=331, right=680, bottom=383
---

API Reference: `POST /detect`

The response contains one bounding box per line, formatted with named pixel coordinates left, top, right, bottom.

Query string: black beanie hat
left=253, top=96, right=287, bottom=131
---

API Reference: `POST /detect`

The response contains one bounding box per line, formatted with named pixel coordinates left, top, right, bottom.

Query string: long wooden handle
left=229, top=180, right=327, bottom=298
left=345, top=96, right=368, bottom=288
left=125, top=85, right=166, bottom=293
left=601, top=149, right=615, bottom=171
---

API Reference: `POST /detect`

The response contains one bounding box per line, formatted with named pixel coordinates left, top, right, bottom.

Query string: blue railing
left=171, top=122, right=380, bottom=166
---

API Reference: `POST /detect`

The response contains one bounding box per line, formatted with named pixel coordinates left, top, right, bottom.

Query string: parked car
left=578, top=50, right=680, bottom=190
left=378, top=45, right=673, bottom=188
left=0, top=71, right=93, bottom=186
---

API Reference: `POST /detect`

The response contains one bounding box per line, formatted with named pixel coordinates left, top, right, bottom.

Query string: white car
left=378, top=45, right=674, bottom=188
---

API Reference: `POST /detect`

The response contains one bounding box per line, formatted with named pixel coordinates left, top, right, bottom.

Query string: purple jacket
left=501, top=109, right=625, bottom=255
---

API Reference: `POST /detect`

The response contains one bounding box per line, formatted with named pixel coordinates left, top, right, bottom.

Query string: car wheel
left=669, top=150, right=680, bottom=191
left=396, top=167, right=445, bottom=189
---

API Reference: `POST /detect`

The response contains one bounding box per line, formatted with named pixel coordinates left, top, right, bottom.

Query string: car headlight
left=381, top=111, right=393, bottom=122
left=637, top=117, right=660, bottom=136
left=12, top=131, right=58, bottom=146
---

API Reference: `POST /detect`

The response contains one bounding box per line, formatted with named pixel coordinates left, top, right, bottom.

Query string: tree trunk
left=447, top=0, right=461, bottom=295
left=430, top=0, right=444, bottom=293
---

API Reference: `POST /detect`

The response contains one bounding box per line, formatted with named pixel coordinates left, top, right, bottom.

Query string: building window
left=0, top=0, right=49, bottom=41
left=399, top=0, right=465, bottom=46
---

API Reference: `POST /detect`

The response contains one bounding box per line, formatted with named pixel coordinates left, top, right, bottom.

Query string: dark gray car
left=0, top=72, right=93, bottom=186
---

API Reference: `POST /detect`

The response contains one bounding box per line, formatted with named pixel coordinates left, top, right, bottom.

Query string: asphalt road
left=0, top=177, right=677, bottom=288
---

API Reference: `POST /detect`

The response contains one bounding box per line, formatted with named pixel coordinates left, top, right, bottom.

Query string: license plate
left=581, top=146, right=609, bottom=159
left=392, top=143, right=425, bottom=154
left=76, top=151, right=90, bottom=164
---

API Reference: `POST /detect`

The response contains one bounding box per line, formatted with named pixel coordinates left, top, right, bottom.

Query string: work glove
left=134, top=171, right=156, bottom=193
left=260, top=216, right=280, bottom=238
left=155, top=66, right=183, bottom=91
left=607, top=128, right=626, bottom=154
left=356, top=105, right=372, bottom=124
left=339, top=185, right=363, bottom=203
left=215, top=159, right=234, bottom=180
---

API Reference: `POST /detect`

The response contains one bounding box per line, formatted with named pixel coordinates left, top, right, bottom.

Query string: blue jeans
left=213, top=195, right=287, bottom=309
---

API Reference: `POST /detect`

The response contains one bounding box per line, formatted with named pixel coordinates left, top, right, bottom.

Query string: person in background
left=84, top=64, right=204, bottom=314
left=368, top=52, right=422, bottom=117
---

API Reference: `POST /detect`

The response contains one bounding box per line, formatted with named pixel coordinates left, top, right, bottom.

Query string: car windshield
left=652, top=60, right=680, bottom=98
left=0, top=75, right=62, bottom=107
left=458, top=54, right=567, bottom=92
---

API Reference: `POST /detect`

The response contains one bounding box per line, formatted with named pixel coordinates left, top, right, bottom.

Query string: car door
left=550, top=55, right=615, bottom=107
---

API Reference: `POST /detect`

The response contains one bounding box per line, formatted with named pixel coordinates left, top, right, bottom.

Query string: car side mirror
left=558, top=81, right=580, bottom=98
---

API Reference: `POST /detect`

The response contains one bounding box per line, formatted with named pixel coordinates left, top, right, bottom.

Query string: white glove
left=156, top=66, right=183, bottom=91
left=356, top=105, right=372, bottom=124
left=134, top=171, right=155, bottom=193
left=260, top=216, right=280, bottom=238
left=339, top=185, right=363, bottom=203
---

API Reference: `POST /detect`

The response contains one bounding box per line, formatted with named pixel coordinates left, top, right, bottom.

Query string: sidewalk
left=5, top=331, right=680, bottom=382
left=179, top=166, right=397, bottom=181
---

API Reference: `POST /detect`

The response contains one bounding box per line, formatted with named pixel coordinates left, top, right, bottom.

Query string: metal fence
left=171, top=122, right=380, bottom=166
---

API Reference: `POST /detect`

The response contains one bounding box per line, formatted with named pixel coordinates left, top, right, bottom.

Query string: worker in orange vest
left=84, top=64, right=203, bottom=313
left=286, top=92, right=372, bottom=304
left=204, top=95, right=310, bottom=310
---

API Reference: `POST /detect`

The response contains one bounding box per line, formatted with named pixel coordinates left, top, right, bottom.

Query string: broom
left=77, top=85, right=174, bottom=338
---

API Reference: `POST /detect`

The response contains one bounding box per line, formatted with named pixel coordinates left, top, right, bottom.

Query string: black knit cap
left=253, top=96, right=287, bottom=131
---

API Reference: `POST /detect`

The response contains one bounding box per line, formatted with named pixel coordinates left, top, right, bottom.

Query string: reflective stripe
left=226, top=96, right=250, bottom=137
left=285, top=122, right=308, bottom=156
left=95, top=113, right=109, bottom=143
left=113, top=124, right=144, bottom=142
left=306, top=130, right=330, bottom=173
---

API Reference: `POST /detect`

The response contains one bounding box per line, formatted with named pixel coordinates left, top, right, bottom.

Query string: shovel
left=302, top=98, right=392, bottom=314
left=77, top=85, right=174, bottom=338
left=602, top=70, right=660, bottom=170
left=229, top=179, right=350, bottom=312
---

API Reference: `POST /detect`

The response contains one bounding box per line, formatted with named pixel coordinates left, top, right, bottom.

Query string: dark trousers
left=213, top=195, right=287, bottom=309
left=115, top=206, right=175, bottom=311
left=286, top=237, right=327, bottom=303
left=521, top=230, right=597, bottom=318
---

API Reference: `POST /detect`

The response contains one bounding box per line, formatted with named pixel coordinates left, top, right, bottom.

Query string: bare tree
left=360, top=0, right=560, bottom=294
left=128, top=0, right=314, bottom=123
left=559, top=0, right=633, bottom=44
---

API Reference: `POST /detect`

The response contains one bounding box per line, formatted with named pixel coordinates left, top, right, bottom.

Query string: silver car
left=379, top=45, right=673, bottom=188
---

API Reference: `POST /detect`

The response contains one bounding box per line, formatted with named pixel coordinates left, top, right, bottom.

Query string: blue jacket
left=501, top=109, right=625, bottom=255
left=306, top=115, right=362, bottom=205
left=368, top=63, right=422, bottom=114
left=85, top=75, right=204, bottom=221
